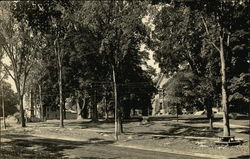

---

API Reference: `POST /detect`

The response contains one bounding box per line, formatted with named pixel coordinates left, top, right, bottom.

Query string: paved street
left=64, top=143, right=210, bottom=159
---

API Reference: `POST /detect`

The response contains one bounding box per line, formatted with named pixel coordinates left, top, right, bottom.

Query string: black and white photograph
left=0, top=0, right=249, bottom=158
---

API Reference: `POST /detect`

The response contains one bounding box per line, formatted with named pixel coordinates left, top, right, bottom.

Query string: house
left=24, top=92, right=77, bottom=121
left=151, top=73, right=170, bottom=115
left=45, top=106, right=77, bottom=120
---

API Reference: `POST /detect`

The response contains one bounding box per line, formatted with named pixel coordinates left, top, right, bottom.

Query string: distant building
left=45, top=107, right=77, bottom=120
left=151, top=73, right=170, bottom=115
left=23, top=91, right=41, bottom=121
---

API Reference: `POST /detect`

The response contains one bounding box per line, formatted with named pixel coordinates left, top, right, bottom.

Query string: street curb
left=114, top=144, right=230, bottom=159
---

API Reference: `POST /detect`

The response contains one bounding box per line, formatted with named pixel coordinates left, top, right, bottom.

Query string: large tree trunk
left=119, top=106, right=123, bottom=133
left=220, top=36, right=230, bottom=136
left=82, top=97, right=88, bottom=119
left=112, top=66, right=119, bottom=140
left=205, top=98, right=214, bottom=130
left=1, top=83, right=6, bottom=129
left=76, top=96, right=83, bottom=120
left=104, top=95, right=109, bottom=120
left=91, top=89, right=98, bottom=122
left=19, top=93, right=26, bottom=127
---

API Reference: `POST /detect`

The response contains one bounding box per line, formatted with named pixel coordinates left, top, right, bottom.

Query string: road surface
left=0, top=133, right=210, bottom=159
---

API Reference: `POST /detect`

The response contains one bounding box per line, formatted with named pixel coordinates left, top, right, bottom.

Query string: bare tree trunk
left=30, top=88, right=34, bottom=119
left=76, top=95, right=83, bottom=120
left=112, top=66, right=119, bottom=140
left=220, top=36, right=230, bottom=136
left=206, top=105, right=214, bottom=130
left=119, top=106, right=123, bottom=133
left=19, top=93, right=26, bottom=127
left=205, top=97, right=214, bottom=130
left=58, top=51, right=64, bottom=128
left=82, top=97, right=88, bottom=119
left=38, top=84, right=43, bottom=121
left=1, top=83, right=6, bottom=129
left=91, top=89, right=98, bottom=122
left=104, top=95, right=108, bottom=120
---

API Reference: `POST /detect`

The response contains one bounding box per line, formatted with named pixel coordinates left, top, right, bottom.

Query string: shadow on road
left=1, top=133, right=115, bottom=159
left=229, top=155, right=250, bottom=159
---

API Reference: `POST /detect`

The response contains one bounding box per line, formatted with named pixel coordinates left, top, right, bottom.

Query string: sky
left=2, top=57, right=16, bottom=91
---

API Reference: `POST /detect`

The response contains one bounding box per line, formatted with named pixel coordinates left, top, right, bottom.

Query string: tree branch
left=201, top=15, right=221, bottom=53
left=0, top=61, right=15, bottom=81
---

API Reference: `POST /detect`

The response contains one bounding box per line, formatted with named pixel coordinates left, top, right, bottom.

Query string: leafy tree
left=150, top=4, right=219, bottom=129
left=76, top=1, right=150, bottom=139
left=228, top=73, right=250, bottom=114
left=11, top=1, right=155, bottom=136
left=195, top=0, right=249, bottom=137
left=151, top=0, right=249, bottom=136
left=12, top=0, right=75, bottom=127
left=0, top=2, right=37, bottom=127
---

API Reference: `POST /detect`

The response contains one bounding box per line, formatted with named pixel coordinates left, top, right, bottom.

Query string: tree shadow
left=126, top=122, right=223, bottom=138
left=228, top=155, right=250, bottom=159
left=232, top=115, right=249, bottom=120
left=183, top=117, right=222, bottom=124
left=0, top=133, right=115, bottom=159
left=231, top=127, right=250, bottom=134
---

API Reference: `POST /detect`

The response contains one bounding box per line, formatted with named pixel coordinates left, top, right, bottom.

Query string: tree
left=151, top=0, right=249, bottom=137
left=150, top=4, right=219, bottom=129
left=0, top=2, right=36, bottom=127
left=11, top=1, right=155, bottom=135
left=0, top=65, right=7, bottom=129
left=12, top=0, right=75, bottom=127
left=79, top=1, right=149, bottom=139
left=196, top=0, right=249, bottom=137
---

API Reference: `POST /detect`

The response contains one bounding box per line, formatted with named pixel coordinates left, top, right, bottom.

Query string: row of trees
left=0, top=1, right=156, bottom=139
left=0, top=0, right=248, bottom=139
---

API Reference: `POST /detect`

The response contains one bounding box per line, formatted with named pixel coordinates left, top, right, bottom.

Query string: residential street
left=1, top=133, right=210, bottom=159
left=1, top=118, right=249, bottom=159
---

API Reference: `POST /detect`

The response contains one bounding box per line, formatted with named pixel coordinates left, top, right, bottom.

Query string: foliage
left=0, top=2, right=40, bottom=127
left=228, top=73, right=250, bottom=113
left=151, top=0, right=249, bottom=114
left=10, top=1, right=156, bottom=121
left=0, top=81, right=18, bottom=117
